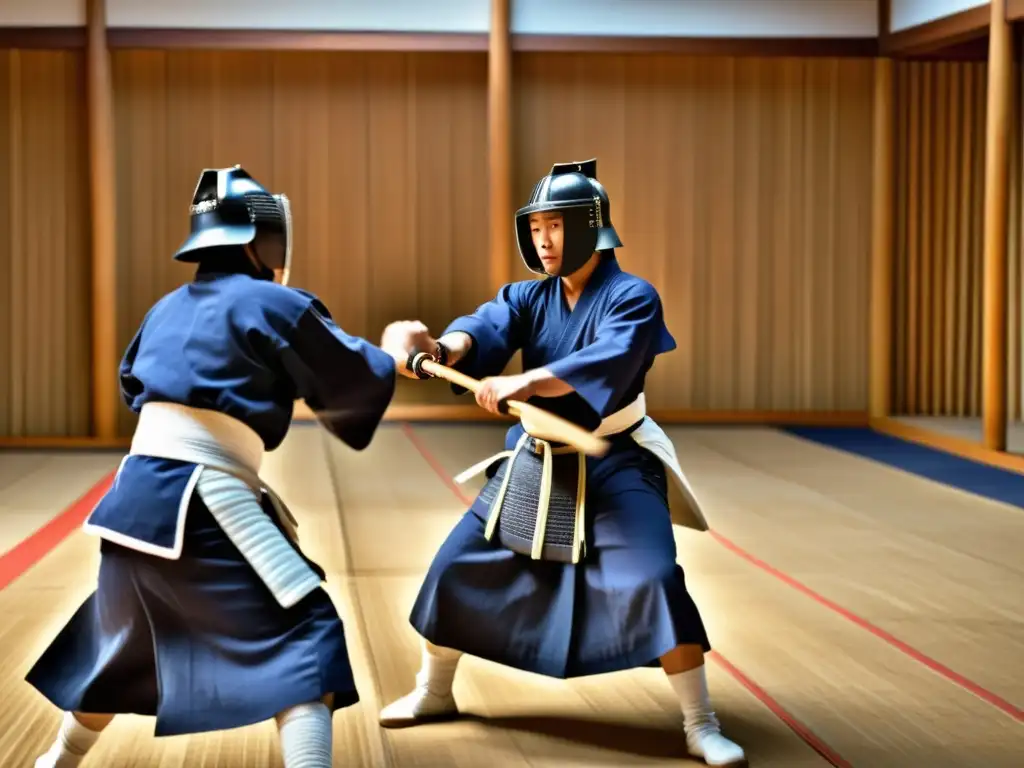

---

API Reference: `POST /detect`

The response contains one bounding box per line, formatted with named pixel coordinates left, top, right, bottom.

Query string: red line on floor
left=0, top=471, right=115, bottom=591
left=708, top=652, right=853, bottom=768
left=709, top=530, right=1024, bottom=723
left=400, top=423, right=851, bottom=768
left=401, top=424, right=473, bottom=504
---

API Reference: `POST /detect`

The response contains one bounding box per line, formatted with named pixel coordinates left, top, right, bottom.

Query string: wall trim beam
left=0, top=437, right=131, bottom=450
left=288, top=403, right=868, bottom=426
left=981, top=0, right=1014, bottom=451
left=1008, top=0, right=1024, bottom=21
left=871, top=418, right=1024, bottom=476
left=107, top=28, right=489, bottom=51
left=510, top=35, right=877, bottom=57
left=879, top=0, right=892, bottom=44
left=881, top=5, right=990, bottom=56
left=86, top=0, right=119, bottom=440
left=0, top=27, right=86, bottom=48
left=0, top=28, right=879, bottom=56
left=0, top=410, right=869, bottom=447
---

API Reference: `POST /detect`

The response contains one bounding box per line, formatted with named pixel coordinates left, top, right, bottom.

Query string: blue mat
left=780, top=426, right=1024, bottom=511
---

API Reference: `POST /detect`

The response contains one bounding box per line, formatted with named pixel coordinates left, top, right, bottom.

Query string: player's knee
left=72, top=712, right=115, bottom=732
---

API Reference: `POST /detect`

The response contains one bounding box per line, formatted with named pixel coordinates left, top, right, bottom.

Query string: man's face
left=529, top=212, right=564, bottom=275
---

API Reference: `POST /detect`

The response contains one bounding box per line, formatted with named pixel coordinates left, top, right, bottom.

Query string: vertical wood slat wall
left=890, top=58, right=1024, bottom=420
left=1009, top=53, right=1023, bottom=422
left=2, top=48, right=876, bottom=437
left=111, top=51, right=492, bottom=435
left=1013, top=49, right=1024, bottom=422
left=0, top=51, right=90, bottom=438
left=516, top=54, right=875, bottom=413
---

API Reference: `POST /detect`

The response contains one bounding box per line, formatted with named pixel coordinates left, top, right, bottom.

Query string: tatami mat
left=0, top=423, right=1020, bottom=766
left=0, top=451, right=120, bottom=552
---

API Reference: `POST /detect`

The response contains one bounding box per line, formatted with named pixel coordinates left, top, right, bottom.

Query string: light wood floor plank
left=666, top=426, right=1024, bottom=713
left=325, top=426, right=834, bottom=767
left=0, top=451, right=119, bottom=552
left=2, top=423, right=1021, bottom=765
left=406, top=423, right=1024, bottom=765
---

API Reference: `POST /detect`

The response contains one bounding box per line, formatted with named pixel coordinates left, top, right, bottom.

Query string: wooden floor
left=1, top=423, right=1022, bottom=766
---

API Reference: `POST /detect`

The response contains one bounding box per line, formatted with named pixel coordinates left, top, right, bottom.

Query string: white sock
left=415, top=642, right=462, bottom=697
left=667, top=665, right=720, bottom=734
left=667, top=667, right=746, bottom=765
left=276, top=702, right=332, bottom=768
left=36, top=712, right=103, bottom=768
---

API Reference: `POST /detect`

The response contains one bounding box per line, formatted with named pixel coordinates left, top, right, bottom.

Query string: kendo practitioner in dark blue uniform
left=25, top=166, right=425, bottom=768
left=380, top=160, right=745, bottom=766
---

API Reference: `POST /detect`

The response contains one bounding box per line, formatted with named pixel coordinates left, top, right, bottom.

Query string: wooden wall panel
left=111, top=50, right=489, bottom=435
left=515, top=54, right=875, bottom=411
left=891, top=60, right=989, bottom=417
left=1008, top=55, right=1023, bottom=422
left=0, top=50, right=90, bottom=438
left=110, top=49, right=876, bottom=430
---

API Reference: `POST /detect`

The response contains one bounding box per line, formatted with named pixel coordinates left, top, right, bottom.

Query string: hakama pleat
left=26, top=497, right=358, bottom=737
left=409, top=442, right=711, bottom=679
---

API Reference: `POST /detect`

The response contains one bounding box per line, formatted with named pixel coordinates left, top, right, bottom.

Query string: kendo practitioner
left=380, top=159, right=746, bottom=766
left=25, top=165, right=423, bottom=768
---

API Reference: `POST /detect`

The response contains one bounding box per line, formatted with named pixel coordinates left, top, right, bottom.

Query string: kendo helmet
left=174, top=165, right=293, bottom=285
left=514, top=158, right=622, bottom=277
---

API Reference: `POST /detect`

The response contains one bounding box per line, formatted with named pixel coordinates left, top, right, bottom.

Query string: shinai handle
left=414, top=356, right=610, bottom=457
left=420, top=358, right=483, bottom=395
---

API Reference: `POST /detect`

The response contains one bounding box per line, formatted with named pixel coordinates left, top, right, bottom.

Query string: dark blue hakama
left=410, top=256, right=712, bottom=679
left=26, top=472, right=358, bottom=737
left=409, top=428, right=711, bottom=679
left=24, top=270, right=399, bottom=735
